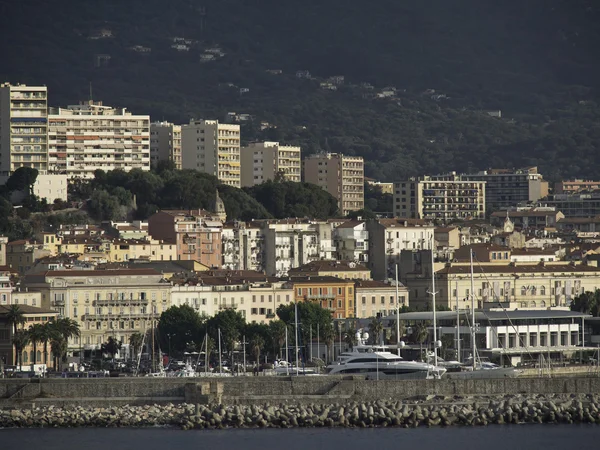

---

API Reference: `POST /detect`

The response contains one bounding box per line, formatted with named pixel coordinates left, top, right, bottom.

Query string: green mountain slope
left=1, top=0, right=598, bottom=181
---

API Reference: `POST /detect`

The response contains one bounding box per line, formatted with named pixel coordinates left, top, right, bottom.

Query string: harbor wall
left=2, top=376, right=600, bottom=406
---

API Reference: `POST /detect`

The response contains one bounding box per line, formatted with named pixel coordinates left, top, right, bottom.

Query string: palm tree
left=321, top=324, right=335, bottom=363
left=249, top=335, right=265, bottom=364
left=28, top=323, right=46, bottom=366
left=48, top=318, right=80, bottom=370
left=50, top=337, right=67, bottom=371
left=388, top=318, right=406, bottom=344
left=413, top=322, right=430, bottom=361
left=6, top=305, right=25, bottom=365
left=343, top=331, right=357, bottom=350
left=12, top=330, right=30, bottom=370
left=40, top=322, right=54, bottom=367
left=129, top=332, right=144, bottom=361
left=101, top=337, right=121, bottom=359
left=268, top=320, right=286, bottom=358
left=369, top=317, right=384, bottom=345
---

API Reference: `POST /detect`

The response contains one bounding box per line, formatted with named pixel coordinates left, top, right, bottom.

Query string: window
left=362, top=296, right=366, bottom=305
left=338, top=288, right=342, bottom=295
left=540, top=286, right=546, bottom=295
left=371, top=296, right=376, bottom=305
left=252, top=295, right=256, bottom=303
left=381, top=296, right=385, bottom=305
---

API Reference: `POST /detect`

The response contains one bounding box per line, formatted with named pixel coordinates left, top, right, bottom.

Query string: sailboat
left=444, top=249, right=521, bottom=379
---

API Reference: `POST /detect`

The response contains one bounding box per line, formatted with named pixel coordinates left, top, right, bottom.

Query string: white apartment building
left=303, top=153, right=364, bottom=216
left=150, top=121, right=182, bottom=169
left=221, top=222, right=264, bottom=271
left=355, top=280, right=409, bottom=319
left=240, top=141, right=301, bottom=187
left=393, top=173, right=486, bottom=221
left=334, top=220, right=369, bottom=263
left=171, top=279, right=294, bottom=324
left=258, top=219, right=336, bottom=277
left=0, top=83, right=49, bottom=176
left=367, top=218, right=435, bottom=280
left=181, top=119, right=240, bottom=187
left=47, top=101, right=150, bottom=179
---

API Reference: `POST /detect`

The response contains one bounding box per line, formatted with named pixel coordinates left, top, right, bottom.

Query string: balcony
left=93, top=298, right=149, bottom=306
left=306, top=294, right=336, bottom=300
left=51, top=299, right=65, bottom=306
left=219, top=304, right=238, bottom=310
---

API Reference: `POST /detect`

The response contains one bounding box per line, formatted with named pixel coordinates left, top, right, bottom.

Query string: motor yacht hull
left=445, top=367, right=521, bottom=379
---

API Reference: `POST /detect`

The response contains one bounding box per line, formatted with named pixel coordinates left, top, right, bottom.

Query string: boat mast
left=294, top=301, right=300, bottom=375
left=470, top=249, right=476, bottom=370
left=218, top=328, right=222, bottom=374
left=431, top=237, right=438, bottom=367
left=285, top=326, right=289, bottom=375
left=455, top=281, right=460, bottom=363
left=395, top=264, right=401, bottom=356
left=204, top=333, right=208, bottom=375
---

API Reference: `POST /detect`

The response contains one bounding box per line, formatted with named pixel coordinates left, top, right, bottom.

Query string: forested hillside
left=1, top=0, right=598, bottom=181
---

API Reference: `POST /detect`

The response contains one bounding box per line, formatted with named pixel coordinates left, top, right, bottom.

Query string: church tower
left=503, top=211, right=514, bottom=233
left=214, top=189, right=227, bottom=222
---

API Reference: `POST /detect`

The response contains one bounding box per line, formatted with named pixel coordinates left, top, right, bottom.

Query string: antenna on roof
left=89, top=82, right=93, bottom=102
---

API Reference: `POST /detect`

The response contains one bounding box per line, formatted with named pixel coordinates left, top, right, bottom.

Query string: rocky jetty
left=2, top=394, right=600, bottom=429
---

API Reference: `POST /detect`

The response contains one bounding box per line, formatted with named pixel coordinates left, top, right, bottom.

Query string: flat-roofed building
left=150, top=121, right=182, bottom=169
left=241, top=141, right=301, bottom=187
left=303, top=153, right=364, bottom=216
left=289, top=276, right=356, bottom=319
left=0, top=83, right=48, bottom=176
left=181, top=119, right=240, bottom=187
left=393, top=173, right=486, bottom=221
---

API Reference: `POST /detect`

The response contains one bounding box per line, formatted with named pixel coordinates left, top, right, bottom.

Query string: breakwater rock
left=2, top=394, right=600, bottom=429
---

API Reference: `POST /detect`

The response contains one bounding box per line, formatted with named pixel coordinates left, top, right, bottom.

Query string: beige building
left=47, top=101, right=150, bottom=179
left=150, top=121, right=182, bottom=169
left=355, top=280, right=409, bottom=318
left=24, top=269, right=171, bottom=357
left=181, top=119, right=240, bottom=187
left=555, top=179, right=600, bottom=195
left=171, top=278, right=294, bottom=324
left=0, top=83, right=48, bottom=176
left=303, top=153, right=364, bottom=216
left=289, top=260, right=371, bottom=280
left=0, top=236, right=7, bottom=266
left=7, top=240, right=52, bottom=274
left=241, top=141, right=301, bottom=187
left=401, top=256, right=600, bottom=311
left=393, top=174, right=486, bottom=221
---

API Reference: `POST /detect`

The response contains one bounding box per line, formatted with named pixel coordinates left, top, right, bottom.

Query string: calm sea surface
left=0, top=425, right=597, bottom=450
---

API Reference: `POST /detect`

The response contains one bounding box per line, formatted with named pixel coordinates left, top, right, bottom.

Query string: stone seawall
left=2, top=376, right=600, bottom=407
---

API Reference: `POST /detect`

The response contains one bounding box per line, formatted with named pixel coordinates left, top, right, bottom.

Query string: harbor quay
left=1, top=376, right=600, bottom=429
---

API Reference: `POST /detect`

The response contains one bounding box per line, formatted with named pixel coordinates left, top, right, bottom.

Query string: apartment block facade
left=462, top=167, right=549, bottom=211
left=181, top=119, right=240, bottom=187
left=367, top=218, right=435, bottom=280
left=333, top=220, right=369, bottom=263
left=290, top=276, right=355, bottom=319
left=171, top=279, right=294, bottom=324
left=47, top=101, right=150, bottom=178
left=148, top=209, right=223, bottom=268
left=23, top=269, right=171, bottom=357
left=150, top=121, right=182, bottom=169
left=240, top=141, right=301, bottom=187
left=221, top=222, right=264, bottom=272
left=303, top=153, right=364, bottom=216
left=0, top=83, right=49, bottom=175
left=393, top=174, right=486, bottom=221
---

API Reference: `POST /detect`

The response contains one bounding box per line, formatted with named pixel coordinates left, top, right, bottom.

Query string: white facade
left=150, top=121, right=182, bottom=169
left=181, top=119, right=240, bottom=187
left=47, top=101, right=150, bottom=179
left=367, top=219, right=435, bottom=280
left=33, top=174, right=68, bottom=202
left=171, top=281, right=294, bottom=324
left=240, top=141, right=301, bottom=187
left=0, top=83, right=49, bottom=176
left=260, top=220, right=337, bottom=277
left=334, top=221, right=369, bottom=263
left=221, top=224, right=264, bottom=272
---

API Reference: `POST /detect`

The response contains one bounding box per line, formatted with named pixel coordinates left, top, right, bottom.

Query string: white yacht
left=326, top=332, right=446, bottom=380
